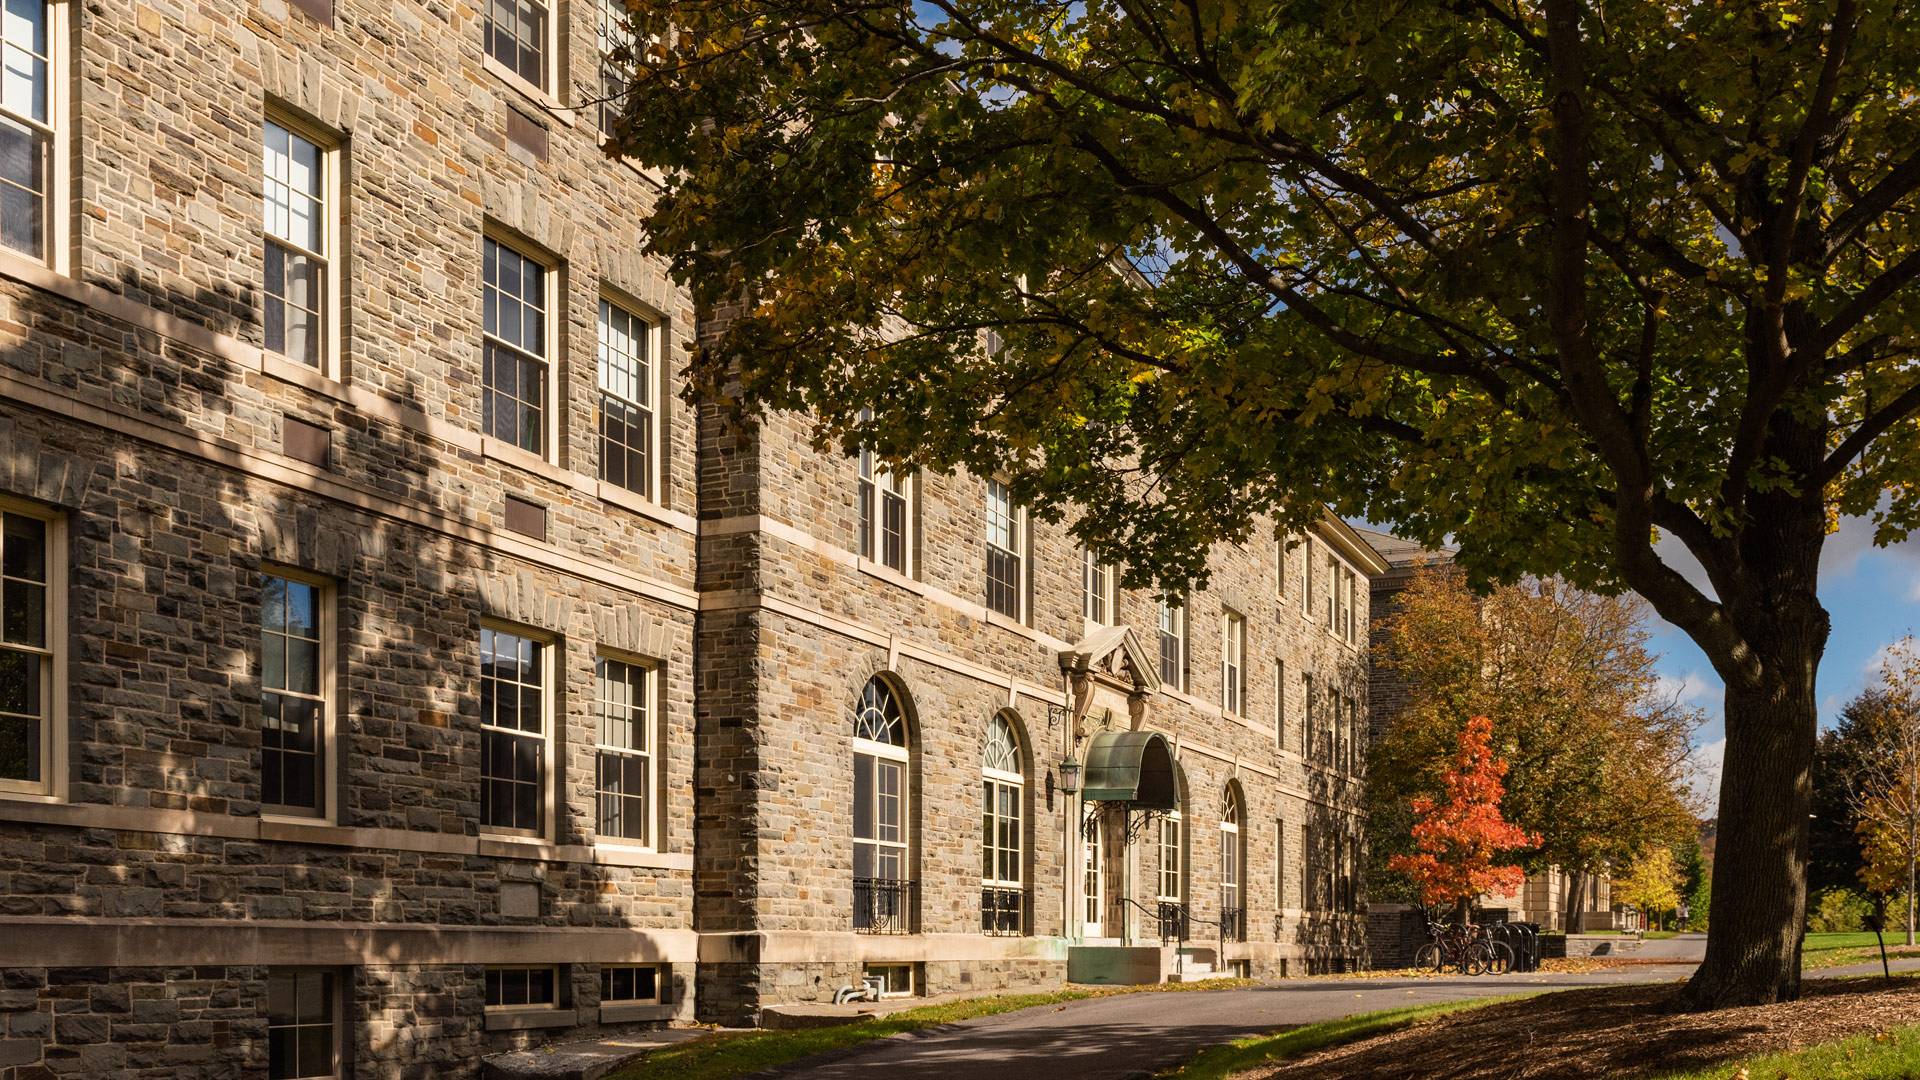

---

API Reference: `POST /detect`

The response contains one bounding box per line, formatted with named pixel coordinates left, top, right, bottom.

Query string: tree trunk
left=1565, top=869, right=1585, bottom=934
left=1679, top=636, right=1822, bottom=1008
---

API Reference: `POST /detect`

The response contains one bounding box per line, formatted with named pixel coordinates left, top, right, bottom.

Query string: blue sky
left=1649, top=517, right=1920, bottom=814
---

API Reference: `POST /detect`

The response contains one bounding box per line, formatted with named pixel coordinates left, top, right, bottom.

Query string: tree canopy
left=1368, top=566, right=1700, bottom=899
left=1387, top=716, right=1537, bottom=912
left=611, top=0, right=1920, bottom=1007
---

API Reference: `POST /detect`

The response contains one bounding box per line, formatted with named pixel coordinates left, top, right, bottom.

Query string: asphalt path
left=764, top=950, right=1920, bottom=1080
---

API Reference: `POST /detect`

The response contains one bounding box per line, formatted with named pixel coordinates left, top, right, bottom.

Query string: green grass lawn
left=1643, top=930, right=1680, bottom=940
left=1155, top=995, right=1535, bottom=1080
left=608, top=980, right=1251, bottom=1080
left=1803, top=931, right=1920, bottom=970
left=1642, top=1023, right=1920, bottom=1079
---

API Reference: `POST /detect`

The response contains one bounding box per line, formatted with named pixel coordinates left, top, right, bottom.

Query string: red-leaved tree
left=1388, top=716, right=1538, bottom=918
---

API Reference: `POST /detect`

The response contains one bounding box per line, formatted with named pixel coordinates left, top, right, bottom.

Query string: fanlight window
left=851, top=677, right=906, bottom=746
left=984, top=714, right=1021, bottom=775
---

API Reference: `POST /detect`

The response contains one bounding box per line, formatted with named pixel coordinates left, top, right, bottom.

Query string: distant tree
left=1839, top=640, right=1920, bottom=947
left=1387, top=716, right=1537, bottom=920
left=1810, top=694, right=1889, bottom=895
left=1369, top=568, right=1700, bottom=927
left=1687, top=869, right=1713, bottom=933
left=1618, top=846, right=1683, bottom=927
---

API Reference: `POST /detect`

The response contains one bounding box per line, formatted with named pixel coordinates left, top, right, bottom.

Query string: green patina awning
left=1081, top=730, right=1178, bottom=809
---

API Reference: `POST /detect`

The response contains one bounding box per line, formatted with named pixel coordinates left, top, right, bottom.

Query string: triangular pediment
left=1059, top=624, right=1163, bottom=697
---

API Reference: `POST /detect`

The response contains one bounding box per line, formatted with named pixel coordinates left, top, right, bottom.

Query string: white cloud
left=1687, top=737, right=1725, bottom=816
left=1655, top=669, right=1720, bottom=711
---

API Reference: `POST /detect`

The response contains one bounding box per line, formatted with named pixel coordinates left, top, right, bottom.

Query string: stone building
left=0, top=0, right=1384, bottom=1073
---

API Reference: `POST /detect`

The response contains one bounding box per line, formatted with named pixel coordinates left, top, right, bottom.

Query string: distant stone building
left=0, top=0, right=1387, bottom=1073
left=1357, top=527, right=1626, bottom=935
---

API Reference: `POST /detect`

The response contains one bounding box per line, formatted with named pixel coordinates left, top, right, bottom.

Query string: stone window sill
left=483, top=1007, right=579, bottom=1032
left=599, top=1003, right=673, bottom=1024
left=260, top=353, right=348, bottom=401
left=483, top=56, right=576, bottom=127
left=481, top=436, right=572, bottom=486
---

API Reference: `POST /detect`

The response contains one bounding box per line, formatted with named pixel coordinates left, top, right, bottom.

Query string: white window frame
left=1274, top=817, right=1286, bottom=911
left=863, top=963, right=915, bottom=998
left=1220, top=610, right=1244, bottom=716
left=1081, top=549, right=1113, bottom=626
left=478, top=622, right=556, bottom=840
left=483, top=0, right=560, bottom=98
left=592, top=650, right=657, bottom=850
left=981, top=715, right=1024, bottom=933
left=984, top=478, right=1026, bottom=621
left=596, top=292, right=662, bottom=501
left=1157, top=810, right=1183, bottom=903
left=1275, top=538, right=1287, bottom=600
left=482, top=231, right=560, bottom=462
left=259, top=566, right=336, bottom=823
left=1220, top=794, right=1242, bottom=917
left=483, top=964, right=563, bottom=1012
left=595, top=0, right=633, bottom=137
left=1301, top=538, right=1315, bottom=620
left=857, top=414, right=913, bottom=576
left=1157, top=599, right=1185, bottom=692
left=0, top=0, right=69, bottom=272
left=261, top=110, right=343, bottom=378
left=0, top=496, right=63, bottom=802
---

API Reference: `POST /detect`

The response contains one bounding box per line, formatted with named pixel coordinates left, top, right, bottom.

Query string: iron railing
left=1154, top=900, right=1191, bottom=942
left=981, top=886, right=1028, bottom=936
left=1220, top=906, right=1247, bottom=942
left=853, top=877, right=916, bottom=935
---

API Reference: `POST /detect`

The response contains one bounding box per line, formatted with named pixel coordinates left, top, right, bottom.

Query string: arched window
left=1221, top=786, right=1245, bottom=940
left=981, top=713, right=1025, bottom=935
left=852, top=677, right=910, bottom=933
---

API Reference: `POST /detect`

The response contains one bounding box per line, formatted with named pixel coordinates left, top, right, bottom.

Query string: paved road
left=771, top=965, right=1697, bottom=1080
left=771, top=955, right=1920, bottom=1080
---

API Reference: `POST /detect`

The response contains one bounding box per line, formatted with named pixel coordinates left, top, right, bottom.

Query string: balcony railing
left=981, top=886, right=1028, bottom=936
left=853, top=877, right=916, bottom=935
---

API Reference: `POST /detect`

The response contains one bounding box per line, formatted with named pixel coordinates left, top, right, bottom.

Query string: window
left=601, top=965, right=662, bottom=1004
left=261, top=570, right=330, bottom=816
left=262, top=119, right=335, bottom=371
left=1273, top=659, right=1285, bottom=750
left=1220, top=789, right=1243, bottom=938
left=483, top=237, right=551, bottom=456
left=1157, top=811, right=1183, bottom=903
left=984, top=479, right=1024, bottom=619
left=857, top=413, right=910, bottom=574
left=1301, top=538, right=1315, bottom=618
left=0, top=505, right=56, bottom=796
left=597, top=298, right=656, bottom=498
left=484, top=966, right=557, bottom=1010
left=1303, top=824, right=1318, bottom=910
left=485, top=0, right=548, bottom=88
left=1325, top=554, right=1338, bottom=630
left=1274, top=818, right=1286, bottom=911
left=0, top=0, right=54, bottom=260
left=981, top=713, right=1024, bottom=935
left=480, top=626, right=548, bottom=834
left=1221, top=610, right=1244, bottom=715
left=1341, top=564, right=1359, bottom=644
left=594, top=654, right=651, bottom=845
left=1275, top=539, right=1287, bottom=599
left=1081, top=550, right=1112, bottom=625
left=863, top=964, right=914, bottom=997
left=596, top=0, right=633, bottom=136
left=1157, top=599, right=1184, bottom=691
left=266, top=970, right=336, bottom=1080
left=852, top=677, right=910, bottom=932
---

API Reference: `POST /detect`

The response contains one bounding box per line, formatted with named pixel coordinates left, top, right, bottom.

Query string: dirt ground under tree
left=1239, top=976, right=1920, bottom=1079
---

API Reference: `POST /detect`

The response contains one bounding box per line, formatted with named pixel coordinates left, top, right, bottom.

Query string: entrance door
left=1083, top=806, right=1106, bottom=938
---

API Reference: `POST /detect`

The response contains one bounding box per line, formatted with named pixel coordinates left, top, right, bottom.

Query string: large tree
left=1368, top=568, right=1700, bottom=925
left=610, top=0, right=1920, bottom=1006
left=1387, top=716, right=1536, bottom=919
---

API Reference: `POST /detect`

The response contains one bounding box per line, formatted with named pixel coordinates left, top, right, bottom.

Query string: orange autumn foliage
left=1387, top=716, right=1538, bottom=909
